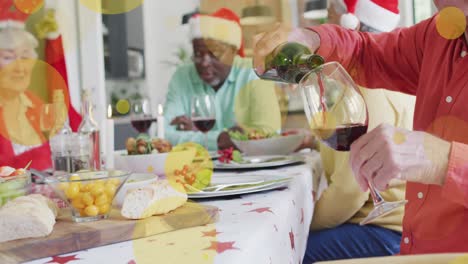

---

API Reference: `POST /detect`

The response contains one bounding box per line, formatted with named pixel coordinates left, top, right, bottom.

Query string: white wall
left=142, top=0, right=199, bottom=108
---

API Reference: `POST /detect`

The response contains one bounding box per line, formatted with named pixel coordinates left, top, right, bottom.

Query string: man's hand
left=170, top=115, right=195, bottom=131
left=253, top=24, right=321, bottom=75
left=350, top=123, right=451, bottom=192
left=217, top=131, right=237, bottom=150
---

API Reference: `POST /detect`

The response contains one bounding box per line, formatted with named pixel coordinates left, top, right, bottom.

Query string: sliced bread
left=121, top=180, right=187, bottom=219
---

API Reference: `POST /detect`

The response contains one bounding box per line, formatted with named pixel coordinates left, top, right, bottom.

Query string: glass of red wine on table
left=130, top=98, right=157, bottom=135
left=299, top=62, right=407, bottom=225
left=191, top=94, right=216, bottom=150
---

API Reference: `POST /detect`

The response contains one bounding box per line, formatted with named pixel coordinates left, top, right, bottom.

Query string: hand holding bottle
left=253, top=24, right=322, bottom=76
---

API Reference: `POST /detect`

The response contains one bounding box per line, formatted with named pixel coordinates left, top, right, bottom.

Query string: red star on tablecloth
left=242, top=202, right=253, bottom=206
left=289, top=229, right=295, bottom=251
left=204, top=241, right=239, bottom=253
left=202, top=229, right=222, bottom=237
left=45, top=254, right=80, bottom=264
left=300, top=208, right=304, bottom=224
left=248, top=207, right=273, bottom=214
left=127, top=260, right=136, bottom=264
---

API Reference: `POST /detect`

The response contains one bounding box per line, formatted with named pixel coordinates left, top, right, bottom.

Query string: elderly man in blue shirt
left=164, top=8, right=281, bottom=151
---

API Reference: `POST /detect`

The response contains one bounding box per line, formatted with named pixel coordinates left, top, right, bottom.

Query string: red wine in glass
left=131, top=118, right=157, bottom=134
left=193, top=118, right=216, bottom=133
left=312, top=123, right=368, bottom=151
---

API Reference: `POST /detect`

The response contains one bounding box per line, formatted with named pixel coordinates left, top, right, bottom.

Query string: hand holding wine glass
left=300, top=62, right=407, bottom=225
left=191, top=95, right=216, bottom=150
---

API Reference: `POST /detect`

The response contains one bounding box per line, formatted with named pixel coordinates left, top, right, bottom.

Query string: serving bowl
left=0, top=170, right=31, bottom=207
left=114, top=149, right=196, bottom=176
left=45, top=170, right=131, bottom=222
left=232, top=133, right=305, bottom=156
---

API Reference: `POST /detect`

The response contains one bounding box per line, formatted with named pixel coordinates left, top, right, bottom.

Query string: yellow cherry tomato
left=104, top=183, right=117, bottom=198
left=82, top=183, right=92, bottom=192
left=81, top=192, right=94, bottom=206
left=65, top=184, right=80, bottom=199
left=108, top=178, right=120, bottom=186
left=98, top=203, right=110, bottom=214
left=58, top=182, right=69, bottom=191
left=91, top=185, right=105, bottom=197
left=95, top=193, right=109, bottom=206
left=80, top=209, right=87, bottom=217
left=71, top=198, right=85, bottom=209
left=84, top=205, right=99, bottom=216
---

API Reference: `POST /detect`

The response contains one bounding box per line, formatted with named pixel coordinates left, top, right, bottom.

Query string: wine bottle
left=257, top=42, right=324, bottom=84
left=78, top=90, right=101, bottom=170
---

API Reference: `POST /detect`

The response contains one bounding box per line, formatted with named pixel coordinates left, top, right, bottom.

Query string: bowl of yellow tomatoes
left=45, top=170, right=131, bottom=222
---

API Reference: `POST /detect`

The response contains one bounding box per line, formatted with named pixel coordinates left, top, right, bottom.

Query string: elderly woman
left=0, top=24, right=52, bottom=170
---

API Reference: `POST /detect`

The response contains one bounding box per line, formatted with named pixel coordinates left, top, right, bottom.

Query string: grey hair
left=0, top=28, right=38, bottom=57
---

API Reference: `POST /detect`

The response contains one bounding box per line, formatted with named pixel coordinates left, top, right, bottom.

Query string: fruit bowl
left=45, top=170, right=131, bottom=222
left=232, top=133, right=305, bottom=156
left=0, top=170, right=31, bottom=207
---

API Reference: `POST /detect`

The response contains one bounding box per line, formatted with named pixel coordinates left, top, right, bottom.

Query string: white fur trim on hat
left=340, top=13, right=359, bottom=30
left=0, top=20, right=25, bottom=30
left=355, top=0, right=400, bottom=32
left=189, top=15, right=242, bottom=49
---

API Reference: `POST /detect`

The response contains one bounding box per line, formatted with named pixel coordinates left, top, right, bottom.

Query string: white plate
left=187, top=174, right=292, bottom=199
left=213, top=155, right=303, bottom=170
left=209, top=151, right=220, bottom=159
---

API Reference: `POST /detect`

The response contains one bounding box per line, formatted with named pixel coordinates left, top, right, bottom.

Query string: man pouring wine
left=254, top=0, right=468, bottom=258
left=164, top=8, right=281, bottom=151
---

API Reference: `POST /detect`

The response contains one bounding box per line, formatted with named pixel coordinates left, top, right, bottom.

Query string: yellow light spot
left=393, top=131, right=406, bottom=145
left=147, top=165, right=154, bottom=173
left=449, top=255, right=468, bottom=264
left=165, top=142, right=213, bottom=194
left=116, top=99, right=130, bottom=115
left=0, top=59, right=69, bottom=146
left=14, top=0, right=44, bottom=14
left=79, top=0, right=144, bottom=15
left=436, top=7, right=466, bottom=40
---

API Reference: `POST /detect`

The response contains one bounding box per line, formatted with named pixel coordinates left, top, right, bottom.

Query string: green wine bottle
left=257, top=42, right=324, bottom=84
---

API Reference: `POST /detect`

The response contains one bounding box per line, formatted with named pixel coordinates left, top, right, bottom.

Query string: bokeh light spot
left=165, top=142, right=213, bottom=194
left=0, top=59, right=69, bottom=146
left=393, top=131, right=406, bottom=145
left=436, top=7, right=466, bottom=40
left=79, top=0, right=144, bottom=15
left=116, top=99, right=130, bottom=115
left=14, top=0, right=43, bottom=14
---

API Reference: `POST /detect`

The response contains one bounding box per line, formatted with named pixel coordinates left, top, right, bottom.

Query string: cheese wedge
left=121, top=180, right=187, bottom=220
left=0, top=194, right=58, bottom=243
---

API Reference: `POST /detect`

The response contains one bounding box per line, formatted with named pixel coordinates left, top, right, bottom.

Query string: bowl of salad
left=229, top=130, right=304, bottom=156
left=0, top=166, right=31, bottom=207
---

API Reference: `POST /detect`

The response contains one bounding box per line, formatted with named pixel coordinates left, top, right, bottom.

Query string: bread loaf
left=121, top=180, right=187, bottom=219
left=0, top=194, right=58, bottom=243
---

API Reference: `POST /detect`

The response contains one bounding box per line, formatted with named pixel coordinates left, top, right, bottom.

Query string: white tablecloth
left=28, top=152, right=323, bottom=264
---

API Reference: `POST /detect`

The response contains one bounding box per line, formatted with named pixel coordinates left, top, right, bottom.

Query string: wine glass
left=130, top=98, right=156, bottom=135
left=299, top=62, right=407, bottom=225
left=191, top=95, right=216, bottom=150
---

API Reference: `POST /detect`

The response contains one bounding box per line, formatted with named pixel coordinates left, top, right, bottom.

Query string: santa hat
left=0, top=0, right=29, bottom=29
left=338, top=0, right=400, bottom=32
left=189, top=8, right=245, bottom=57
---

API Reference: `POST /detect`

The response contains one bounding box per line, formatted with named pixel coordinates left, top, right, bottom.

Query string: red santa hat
left=338, top=0, right=400, bottom=32
left=189, top=8, right=245, bottom=57
left=0, top=0, right=29, bottom=29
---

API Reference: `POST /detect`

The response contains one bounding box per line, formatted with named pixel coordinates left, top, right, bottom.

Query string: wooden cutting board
left=0, top=203, right=219, bottom=263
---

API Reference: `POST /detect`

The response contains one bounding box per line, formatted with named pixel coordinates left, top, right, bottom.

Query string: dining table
left=24, top=151, right=325, bottom=264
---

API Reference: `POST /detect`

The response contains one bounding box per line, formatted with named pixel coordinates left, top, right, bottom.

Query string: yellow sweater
left=311, top=87, right=415, bottom=232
